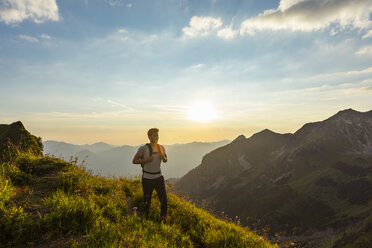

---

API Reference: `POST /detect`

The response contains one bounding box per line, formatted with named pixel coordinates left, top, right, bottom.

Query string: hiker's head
left=147, top=128, right=159, bottom=144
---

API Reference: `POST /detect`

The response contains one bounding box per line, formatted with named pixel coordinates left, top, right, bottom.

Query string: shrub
left=59, top=165, right=94, bottom=195
left=0, top=206, right=32, bottom=245
left=0, top=178, right=32, bottom=247
left=16, top=154, right=58, bottom=175
left=42, top=190, right=102, bottom=235
left=95, top=194, right=126, bottom=223
left=6, top=166, right=33, bottom=186
left=0, top=178, right=14, bottom=209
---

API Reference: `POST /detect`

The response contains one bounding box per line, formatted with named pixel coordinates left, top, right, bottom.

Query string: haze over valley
left=43, top=139, right=230, bottom=179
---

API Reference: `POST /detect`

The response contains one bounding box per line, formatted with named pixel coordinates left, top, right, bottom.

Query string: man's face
left=149, top=132, right=159, bottom=143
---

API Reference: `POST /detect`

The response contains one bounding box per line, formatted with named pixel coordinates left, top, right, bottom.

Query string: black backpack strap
left=146, top=143, right=153, bottom=156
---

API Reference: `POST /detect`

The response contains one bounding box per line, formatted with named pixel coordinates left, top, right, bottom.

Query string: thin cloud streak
left=280, top=66, right=372, bottom=85
left=18, top=34, right=39, bottom=42
left=107, top=99, right=133, bottom=111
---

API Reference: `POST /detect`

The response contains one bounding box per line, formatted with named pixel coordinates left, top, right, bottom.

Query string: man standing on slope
left=132, top=128, right=168, bottom=223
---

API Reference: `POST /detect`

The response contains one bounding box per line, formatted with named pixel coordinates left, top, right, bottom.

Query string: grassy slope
left=0, top=154, right=278, bottom=248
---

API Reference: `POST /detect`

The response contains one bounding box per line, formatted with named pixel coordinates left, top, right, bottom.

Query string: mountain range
left=174, top=109, right=372, bottom=247
left=43, top=139, right=230, bottom=179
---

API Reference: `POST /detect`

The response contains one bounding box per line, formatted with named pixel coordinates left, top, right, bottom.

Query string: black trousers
left=142, top=175, right=167, bottom=218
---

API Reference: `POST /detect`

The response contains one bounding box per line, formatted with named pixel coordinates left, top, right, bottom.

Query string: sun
left=187, top=101, right=217, bottom=123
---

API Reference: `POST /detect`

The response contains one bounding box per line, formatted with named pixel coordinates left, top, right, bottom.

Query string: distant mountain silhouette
left=43, top=140, right=230, bottom=179
left=174, top=109, right=372, bottom=247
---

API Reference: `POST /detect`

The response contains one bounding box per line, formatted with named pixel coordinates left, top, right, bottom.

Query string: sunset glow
left=187, top=101, right=218, bottom=123
left=0, top=0, right=371, bottom=145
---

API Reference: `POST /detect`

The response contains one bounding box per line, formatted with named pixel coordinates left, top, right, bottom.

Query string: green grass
left=0, top=167, right=33, bottom=246
left=0, top=153, right=278, bottom=248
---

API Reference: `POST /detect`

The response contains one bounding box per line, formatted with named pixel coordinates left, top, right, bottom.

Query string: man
left=132, top=128, right=168, bottom=223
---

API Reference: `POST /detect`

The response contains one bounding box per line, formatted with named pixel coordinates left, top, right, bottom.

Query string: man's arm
left=159, top=145, right=167, bottom=163
left=132, top=153, right=153, bottom=164
left=133, top=146, right=152, bottom=164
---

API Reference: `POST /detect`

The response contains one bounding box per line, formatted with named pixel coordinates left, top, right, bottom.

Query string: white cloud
left=18, top=34, right=39, bottom=42
left=356, top=46, right=372, bottom=55
left=182, top=16, right=240, bottom=40
left=278, top=0, right=306, bottom=11
left=127, top=3, right=132, bottom=8
left=41, top=34, right=51, bottom=39
left=217, top=25, right=238, bottom=39
left=105, top=0, right=123, bottom=7
left=0, top=0, right=60, bottom=24
left=362, top=29, right=372, bottom=39
left=346, top=66, right=372, bottom=75
left=240, top=0, right=372, bottom=36
left=188, top=63, right=205, bottom=70
left=182, top=16, right=222, bottom=38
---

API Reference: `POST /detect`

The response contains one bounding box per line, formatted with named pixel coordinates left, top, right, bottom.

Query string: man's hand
left=157, top=145, right=167, bottom=163
left=160, top=153, right=168, bottom=163
left=133, top=154, right=153, bottom=164
left=144, top=156, right=153, bottom=163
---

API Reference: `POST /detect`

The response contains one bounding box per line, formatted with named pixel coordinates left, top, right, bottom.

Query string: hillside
left=174, top=109, right=372, bottom=247
left=0, top=122, right=277, bottom=248
left=43, top=140, right=230, bottom=179
left=0, top=121, right=43, bottom=162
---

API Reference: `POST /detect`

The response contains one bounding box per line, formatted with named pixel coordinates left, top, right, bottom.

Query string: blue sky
left=1, top=0, right=372, bottom=145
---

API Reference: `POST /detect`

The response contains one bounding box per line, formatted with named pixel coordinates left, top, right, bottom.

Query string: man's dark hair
left=147, top=128, right=159, bottom=137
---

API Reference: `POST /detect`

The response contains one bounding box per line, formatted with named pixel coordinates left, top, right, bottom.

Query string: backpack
left=141, top=143, right=162, bottom=175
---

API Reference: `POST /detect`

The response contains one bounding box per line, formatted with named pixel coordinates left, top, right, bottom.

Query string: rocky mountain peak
left=0, top=121, right=43, bottom=162
left=10, top=121, right=25, bottom=129
left=232, top=135, right=246, bottom=143
left=331, top=109, right=372, bottom=130
left=330, top=108, right=368, bottom=124
left=250, top=129, right=278, bottom=139
left=335, top=108, right=358, bottom=116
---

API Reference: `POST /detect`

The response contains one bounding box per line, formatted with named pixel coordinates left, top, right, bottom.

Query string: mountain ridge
left=174, top=108, right=372, bottom=247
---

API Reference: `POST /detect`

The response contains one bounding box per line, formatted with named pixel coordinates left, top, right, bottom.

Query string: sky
left=1, top=0, right=372, bottom=145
